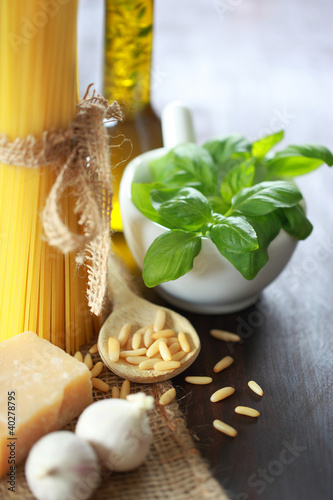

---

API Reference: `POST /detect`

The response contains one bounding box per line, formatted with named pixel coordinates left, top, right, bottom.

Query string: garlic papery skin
left=25, top=431, right=100, bottom=500
left=75, top=392, right=154, bottom=472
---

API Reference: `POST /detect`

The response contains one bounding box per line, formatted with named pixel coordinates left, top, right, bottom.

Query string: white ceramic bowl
left=119, top=147, right=299, bottom=314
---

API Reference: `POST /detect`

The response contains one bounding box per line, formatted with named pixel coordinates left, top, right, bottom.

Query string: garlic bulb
left=75, top=392, right=154, bottom=472
left=25, top=431, right=100, bottom=500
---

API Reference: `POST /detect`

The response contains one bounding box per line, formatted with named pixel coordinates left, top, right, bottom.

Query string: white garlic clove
left=25, top=431, right=100, bottom=500
left=75, top=392, right=154, bottom=472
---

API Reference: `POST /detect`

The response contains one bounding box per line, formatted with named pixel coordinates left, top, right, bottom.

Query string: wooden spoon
left=98, top=255, right=201, bottom=383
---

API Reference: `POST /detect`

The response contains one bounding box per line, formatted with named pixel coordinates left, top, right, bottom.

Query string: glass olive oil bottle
left=104, top=0, right=163, bottom=231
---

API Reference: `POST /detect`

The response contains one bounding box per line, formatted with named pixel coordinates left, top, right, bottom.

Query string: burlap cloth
left=0, top=339, right=229, bottom=500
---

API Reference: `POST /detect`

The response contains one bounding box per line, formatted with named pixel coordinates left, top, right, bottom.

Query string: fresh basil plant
left=131, top=131, right=333, bottom=287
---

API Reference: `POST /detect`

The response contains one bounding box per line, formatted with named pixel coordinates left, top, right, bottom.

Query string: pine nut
left=154, top=308, right=167, bottom=332
left=210, top=329, right=241, bottom=342
left=120, top=379, right=130, bottom=399
left=89, top=343, right=98, bottom=354
left=108, top=337, right=120, bottom=363
left=248, top=380, right=264, bottom=396
left=119, top=348, right=147, bottom=358
left=159, top=388, right=176, bottom=405
left=92, top=378, right=110, bottom=392
left=169, top=342, right=181, bottom=355
left=210, top=387, right=235, bottom=402
left=213, top=419, right=238, bottom=437
left=159, top=341, right=172, bottom=361
left=133, top=326, right=147, bottom=336
left=74, top=351, right=83, bottom=362
left=235, top=406, right=260, bottom=417
left=166, top=337, right=178, bottom=346
left=144, top=326, right=154, bottom=348
left=139, top=358, right=161, bottom=370
left=90, top=361, right=104, bottom=378
left=146, top=338, right=167, bottom=357
left=178, top=332, right=191, bottom=353
left=185, top=376, right=212, bottom=385
left=154, top=360, right=181, bottom=371
left=213, top=356, right=234, bottom=373
left=84, top=353, right=93, bottom=370
left=118, top=323, right=131, bottom=347
left=112, top=386, right=120, bottom=398
left=172, top=350, right=186, bottom=362
left=125, top=356, right=148, bottom=365
left=152, top=329, right=175, bottom=340
left=132, top=332, right=142, bottom=350
left=125, top=336, right=133, bottom=350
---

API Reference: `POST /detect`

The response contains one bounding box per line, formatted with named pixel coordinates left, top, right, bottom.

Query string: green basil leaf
left=149, top=150, right=180, bottom=183
left=150, top=187, right=212, bottom=231
left=207, top=196, right=230, bottom=215
left=215, top=212, right=282, bottom=279
left=220, top=159, right=255, bottom=204
left=210, top=216, right=258, bottom=253
left=231, top=181, right=302, bottom=216
left=266, top=144, right=333, bottom=177
left=142, top=230, right=201, bottom=287
left=203, top=134, right=251, bottom=164
left=278, top=205, right=313, bottom=240
left=131, top=182, right=175, bottom=228
left=252, top=130, right=284, bottom=158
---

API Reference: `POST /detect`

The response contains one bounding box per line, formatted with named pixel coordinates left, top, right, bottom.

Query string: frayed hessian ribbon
left=0, top=84, right=124, bottom=316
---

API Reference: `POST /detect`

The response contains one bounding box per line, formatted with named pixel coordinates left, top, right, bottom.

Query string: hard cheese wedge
left=0, top=331, right=93, bottom=478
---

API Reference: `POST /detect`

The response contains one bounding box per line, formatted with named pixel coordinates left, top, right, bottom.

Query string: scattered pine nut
left=74, top=351, right=83, bottom=362
left=235, top=406, right=260, bottom=417
left=147, top=338, right=167, bottom=358
left=144, top=326, right=154, bottom=348
left=119, top=348, right=147, bottom=358
left=120, top=379, right=130, bottom=399
left=84, top=353, right=93, bottom=370
left=132, top=332, right=141, bottom=350
left=213, top=356, right=234, bottom=373
left=213, top=419, right=237, bottom=437
left=152, top=329, right=175, bottom=340
left=210, top=329, right=241, bottom=342
left=139, top=358, right=161, bottom=370
left=159, top=387, right=176, bottom=406
left=92, top=378, right=110, bottom=393
left=154, top=308, right=166, bottom=332
left=185, top=376, right=213, bottom=385
left=178, top=332, right=191, bottom=353
left=172, top=350, right=187, bottom=362
left=210, top=386, right=235, bottom=402
left=90, top=361, right=104, bottom=378
left=112, top=386, right=120, bottom=398
left=154, top=360, right=181, bottom=371
left=169, top=342, right=181, bottom=355
left=108, top=337, right=120, bottom=363
left=89, top=343, right=98, bottom=354
left=118, top=323, right=131, bottom=348
left=126, top=356, right=148, bottom=365
left=248, top=380, right=264, bottom=396
left=159, top=341, right=172, bottom=361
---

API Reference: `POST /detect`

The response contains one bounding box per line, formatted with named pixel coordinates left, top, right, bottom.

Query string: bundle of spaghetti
left=0, top=0, right=101, bottom=353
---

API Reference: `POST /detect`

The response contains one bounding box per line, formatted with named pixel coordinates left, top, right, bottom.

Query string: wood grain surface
left=78, top=1, right=333, bottom=498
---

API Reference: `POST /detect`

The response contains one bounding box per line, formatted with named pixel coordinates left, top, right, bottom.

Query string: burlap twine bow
left=0, top=84, right=124, bottom=316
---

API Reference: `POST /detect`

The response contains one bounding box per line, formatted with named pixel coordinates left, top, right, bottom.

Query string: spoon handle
left=107, top=254, right=137, bottom=306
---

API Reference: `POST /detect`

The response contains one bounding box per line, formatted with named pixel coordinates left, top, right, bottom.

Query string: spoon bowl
left=98, top=255, right=201, bottom=383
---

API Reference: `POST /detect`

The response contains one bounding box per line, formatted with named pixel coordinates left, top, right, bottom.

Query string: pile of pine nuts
left=107, top=308, right=192, bottom=373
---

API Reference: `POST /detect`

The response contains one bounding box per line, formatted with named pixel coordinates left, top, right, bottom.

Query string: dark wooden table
left=79, top=1, right=333, bottom=498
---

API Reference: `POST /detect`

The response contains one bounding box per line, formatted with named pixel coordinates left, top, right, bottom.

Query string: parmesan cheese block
left=0, top=331, right=93, bottom=478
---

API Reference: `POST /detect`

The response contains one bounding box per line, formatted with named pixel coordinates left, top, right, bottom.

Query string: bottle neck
left=103, top=0, right=154, bottom=120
